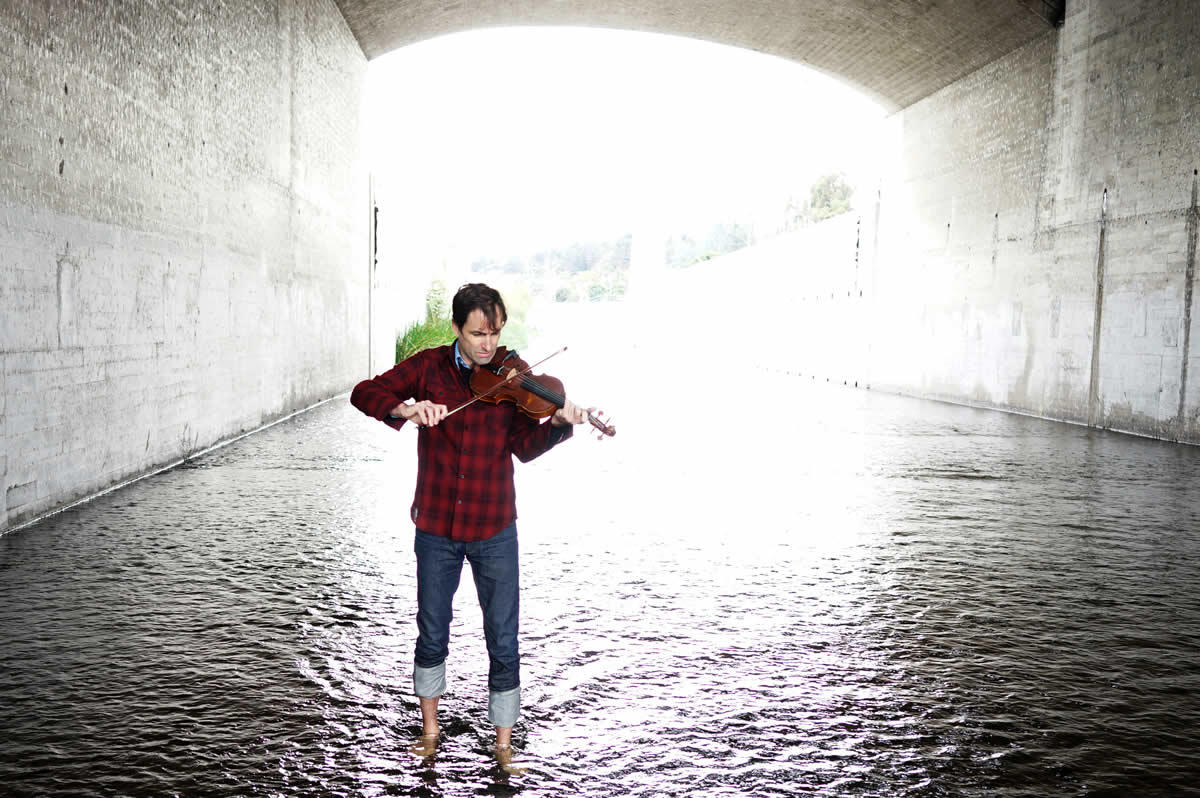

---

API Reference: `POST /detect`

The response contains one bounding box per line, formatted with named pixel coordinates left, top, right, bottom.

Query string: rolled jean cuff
left=488, top=686, right=520, bottom=728
left=414, top=662, right=446, bottom=698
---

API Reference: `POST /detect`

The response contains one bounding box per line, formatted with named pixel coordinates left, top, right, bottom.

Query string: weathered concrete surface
left=863, top=0, right=1200, bottom=442
left=332, top=0, right=1060, bottom=111
left=0, top=0, right=368, bottom=532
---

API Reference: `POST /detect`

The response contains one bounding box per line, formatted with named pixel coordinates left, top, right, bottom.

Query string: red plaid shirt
left=350, top=343, right=572, bottom=542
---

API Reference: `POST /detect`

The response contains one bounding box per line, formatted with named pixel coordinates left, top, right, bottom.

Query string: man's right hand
left=391, top=400, right=448, bottom=427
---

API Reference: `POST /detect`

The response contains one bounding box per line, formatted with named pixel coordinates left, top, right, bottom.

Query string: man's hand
left=391, top=400, right=448, bottom=427
left=551, top=400, right=591, bottom=427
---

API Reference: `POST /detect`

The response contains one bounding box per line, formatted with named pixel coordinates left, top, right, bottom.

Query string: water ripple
left=3, top=374, right=1200, bottom=796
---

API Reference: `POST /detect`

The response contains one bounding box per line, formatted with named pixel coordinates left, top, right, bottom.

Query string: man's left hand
left=551, top=400, right=590, bottom=426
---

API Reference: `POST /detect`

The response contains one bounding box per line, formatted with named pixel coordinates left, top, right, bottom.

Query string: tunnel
left=4, top=0, right=1199, bottom=535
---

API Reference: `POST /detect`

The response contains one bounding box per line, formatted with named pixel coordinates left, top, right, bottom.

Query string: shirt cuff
left=548, top=421, right=573, bottom=446
left=379, top=401, right=407, bottom=429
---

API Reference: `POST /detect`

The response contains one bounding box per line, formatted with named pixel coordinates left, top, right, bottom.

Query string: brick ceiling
left=332, top=0, right=1061, bottom=110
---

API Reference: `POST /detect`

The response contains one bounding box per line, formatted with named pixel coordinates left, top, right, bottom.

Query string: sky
left=365, top=26, right=887, bottom=260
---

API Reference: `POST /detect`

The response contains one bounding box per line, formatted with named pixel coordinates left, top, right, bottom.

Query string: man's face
left=452, top=308, right=503, bottom=368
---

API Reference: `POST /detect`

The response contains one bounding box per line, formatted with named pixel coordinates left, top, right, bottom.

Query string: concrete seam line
left=1178, top=172, right=1199, bottom=428
left=1087, top=189, right=1108, bottom=428
left=1, top=392, right=351, bottom=538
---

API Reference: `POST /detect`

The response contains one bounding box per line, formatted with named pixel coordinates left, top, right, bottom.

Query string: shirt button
left=459, top=474, right=465, bottom=479
left=457, top=499, right=462, bottom=505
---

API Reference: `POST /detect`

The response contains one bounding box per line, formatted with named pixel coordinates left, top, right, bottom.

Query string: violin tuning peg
left=594, top=417, right=615, bottom=440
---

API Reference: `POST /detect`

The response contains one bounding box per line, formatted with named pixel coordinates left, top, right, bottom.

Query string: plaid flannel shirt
left=350, top=343, right=572, bottom=542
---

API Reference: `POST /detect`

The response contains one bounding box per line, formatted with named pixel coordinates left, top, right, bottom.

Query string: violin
left=451, top=346, right=616, bottom=438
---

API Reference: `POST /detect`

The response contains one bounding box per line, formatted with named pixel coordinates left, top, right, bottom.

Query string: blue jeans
left=413, top=523, right=521, bottom=725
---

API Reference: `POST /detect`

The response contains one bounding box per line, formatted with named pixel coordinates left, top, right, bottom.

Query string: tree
left=808, top=173, right=853, bottom=222
left=663, top=223, right=753, bottom=268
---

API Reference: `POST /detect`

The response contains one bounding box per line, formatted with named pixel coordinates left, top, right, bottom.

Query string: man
left=350, top=283, right=587, bottom=756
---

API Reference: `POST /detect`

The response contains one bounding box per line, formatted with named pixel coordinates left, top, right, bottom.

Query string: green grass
left=395, top=317, right=455, bottom=363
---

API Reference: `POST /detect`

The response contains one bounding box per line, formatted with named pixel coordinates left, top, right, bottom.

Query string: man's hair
left=452, top=283, right=507, bottom=331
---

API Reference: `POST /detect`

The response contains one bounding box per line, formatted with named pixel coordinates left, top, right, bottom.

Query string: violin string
left=518, top=376, right=565, bottom=406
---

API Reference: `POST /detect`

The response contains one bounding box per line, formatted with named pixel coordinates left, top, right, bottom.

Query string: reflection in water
left=2, top=366, right=1199, bottom=796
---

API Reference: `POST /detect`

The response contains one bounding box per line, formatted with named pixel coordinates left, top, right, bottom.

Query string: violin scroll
left=586, top=409, right=616, bottom=439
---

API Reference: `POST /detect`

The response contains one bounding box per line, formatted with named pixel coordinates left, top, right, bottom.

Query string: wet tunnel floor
left=2, top=369, right=1200, bottom=797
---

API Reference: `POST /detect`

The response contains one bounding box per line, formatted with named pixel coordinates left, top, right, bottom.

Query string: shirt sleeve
left=508, top=411, right=574, bottom=462
left=349, top=354, right=423, bottom=431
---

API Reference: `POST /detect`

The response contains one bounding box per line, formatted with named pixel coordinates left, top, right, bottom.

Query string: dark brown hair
left=451, top=283, right=507, bottom=331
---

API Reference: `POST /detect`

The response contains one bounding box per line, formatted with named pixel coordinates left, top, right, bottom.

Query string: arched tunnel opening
left=360, top=26, right=886, bottom=389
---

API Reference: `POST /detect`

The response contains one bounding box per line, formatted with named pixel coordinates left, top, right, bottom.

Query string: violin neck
left=518, top=377, right=615, bottom=435
left=517, top=376, right=565, bottom=408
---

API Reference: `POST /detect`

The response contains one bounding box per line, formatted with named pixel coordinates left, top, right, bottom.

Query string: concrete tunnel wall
left=4, top=0, right=1200, bottom=534
left=688, top=0, right=1200, bottom=444
left=867, top=0, right=1200, bottom=441
left=1, top=0, right=369, bottom=532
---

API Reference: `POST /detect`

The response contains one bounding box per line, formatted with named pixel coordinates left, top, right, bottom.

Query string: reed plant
left=394, top=316, right=455, bottom=363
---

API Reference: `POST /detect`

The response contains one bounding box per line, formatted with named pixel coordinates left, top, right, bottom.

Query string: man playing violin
left=350, top=282, right=588, bottom=759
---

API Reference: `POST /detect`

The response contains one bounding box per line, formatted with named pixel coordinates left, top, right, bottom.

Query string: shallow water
left=2, top=368, right=1200, bottom=797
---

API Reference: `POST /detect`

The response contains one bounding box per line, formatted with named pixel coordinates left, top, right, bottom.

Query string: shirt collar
left=452, top=341, right=471, bottom=372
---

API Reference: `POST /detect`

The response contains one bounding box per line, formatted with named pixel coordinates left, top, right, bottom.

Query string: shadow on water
left=2, top=350, right=1200, bottom=796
